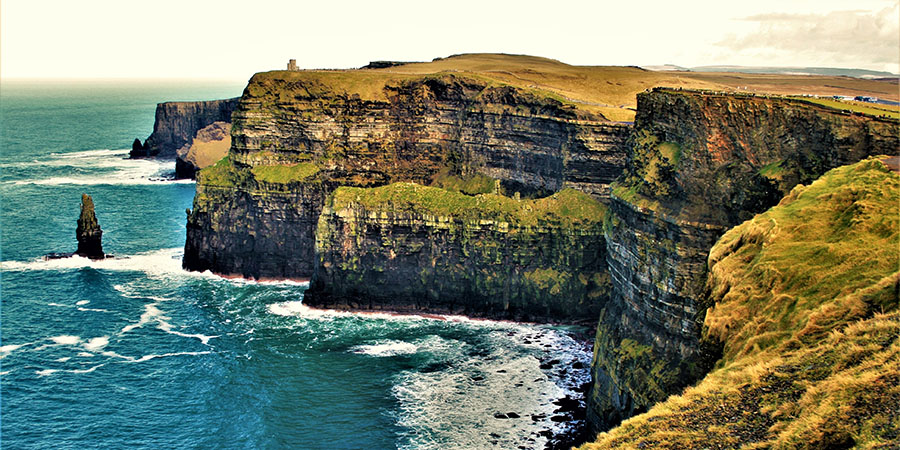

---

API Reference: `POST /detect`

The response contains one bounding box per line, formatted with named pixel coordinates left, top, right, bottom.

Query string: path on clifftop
left=881, top=155, right=900, bottom=173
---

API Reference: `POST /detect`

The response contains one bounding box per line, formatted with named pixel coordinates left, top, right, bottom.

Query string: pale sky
left=2, top=0, right=898, bottom=80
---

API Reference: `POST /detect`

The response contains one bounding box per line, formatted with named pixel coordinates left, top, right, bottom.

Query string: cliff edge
left=587, top=88, right=899, bottom=432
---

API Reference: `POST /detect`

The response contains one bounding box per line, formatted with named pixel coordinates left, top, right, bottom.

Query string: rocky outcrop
left=75, top=194, right=105, bottom=259
left=306, top=185, right=609, bottom=322
left=131, top=98, right=238, bottom=158
left=586, top=88, right=900, bottom=432
left=175, top=121, right=231, bottom=179
left=184, top=72, right=630, bottom=281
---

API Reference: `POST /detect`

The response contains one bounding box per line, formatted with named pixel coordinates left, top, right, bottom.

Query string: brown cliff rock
left=175, top=121, right=231, bottom=179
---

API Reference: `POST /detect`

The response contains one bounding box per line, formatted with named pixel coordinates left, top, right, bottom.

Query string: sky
left=2, top=0, right=898, bottom=80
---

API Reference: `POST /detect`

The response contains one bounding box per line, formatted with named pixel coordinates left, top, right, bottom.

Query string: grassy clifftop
left=582, top=156, right=899, bottom=449
left=329, top=182, right=606, bottom=229
left=248, top=54, right=898, bottom=122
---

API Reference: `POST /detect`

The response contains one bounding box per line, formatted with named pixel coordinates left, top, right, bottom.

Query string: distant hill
left=642, top=64, right=899, bottom=79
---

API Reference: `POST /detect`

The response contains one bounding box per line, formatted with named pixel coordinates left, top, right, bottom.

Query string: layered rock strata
left=131, top=98, right=238, bottom=158
left=306, top=184, right=609, bottom=322
left=184, top=72, right=630, bottom=282
left=586, top=88, right=900, bottom=431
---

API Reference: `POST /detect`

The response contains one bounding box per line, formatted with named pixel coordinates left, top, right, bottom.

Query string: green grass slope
left=581, top=156, right=899, bottom=449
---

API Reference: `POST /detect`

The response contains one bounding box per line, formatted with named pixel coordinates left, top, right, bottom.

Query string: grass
left=789, top=96, right=900, bottom=119
left=251, top=162, right=319, bottom=184
left=581, top=156, right=899, bottom=449
left=329, top=182, right=607, bottom=228
left=429, top=170, right=496, bottom=195
left=196, top=156, right=241, bottom=187
left=248, top=54, right=899, bottom=122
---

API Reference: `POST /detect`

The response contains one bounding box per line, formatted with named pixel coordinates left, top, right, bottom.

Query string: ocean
left=0, top=80, right=593, bottom=449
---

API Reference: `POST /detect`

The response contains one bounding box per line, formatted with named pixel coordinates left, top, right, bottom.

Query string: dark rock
left=131, top=138, right=147, bottom=157
left=75, top=194, right=105, bottom=260
left=506, top=412, right=520, bottom=418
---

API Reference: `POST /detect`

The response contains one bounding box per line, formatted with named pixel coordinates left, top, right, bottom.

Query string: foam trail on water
left=129, top=351, right=211, bottom=363
left=1, top=248, right=188, bottom=280
left=121, top=304, right=164, bottom=333
left=4, top=149, right=193, bottom=186
left=350, top=340, right=418, bottom=357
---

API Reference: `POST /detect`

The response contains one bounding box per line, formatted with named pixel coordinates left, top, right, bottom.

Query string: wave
left=1, top=248, right=187, bottom=279
left=3, top=148, right=194, bottom=186
left=391, top=327, right=592, bottom=450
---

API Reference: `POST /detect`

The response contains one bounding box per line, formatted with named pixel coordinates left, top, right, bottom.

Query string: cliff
left=586, top=89, right=899, bottom=431
left=131, top=98, right=238, bottom=158
left=175, top=121, right=231, bottom=179
left=583, top=156, right=899, bottom=449
left=307, top=184, right=609, bottom=322
left=184, top=71, right=630, bottom=282
left=179, top=57, right=900, bottom=446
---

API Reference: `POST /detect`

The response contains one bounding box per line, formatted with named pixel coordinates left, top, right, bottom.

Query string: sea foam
left=350, top=340, right=419, bottom=357
left=5, top=149, right=193, bottom=186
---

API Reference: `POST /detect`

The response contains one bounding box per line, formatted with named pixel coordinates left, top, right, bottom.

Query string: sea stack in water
left=75, top=194, right=105, bottom=259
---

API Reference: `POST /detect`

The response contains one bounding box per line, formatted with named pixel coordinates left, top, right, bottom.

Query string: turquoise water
left=0, top=81, right=592, bottom=449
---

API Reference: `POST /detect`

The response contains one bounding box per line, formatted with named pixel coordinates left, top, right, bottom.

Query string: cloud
left=717, top=5, right=899, bottom=71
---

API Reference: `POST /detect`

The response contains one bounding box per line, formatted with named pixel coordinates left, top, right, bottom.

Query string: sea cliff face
left=307, top=184, right=609, bottom=322
left=184, top=72, right=630, bottom=284
left=582, top=157, right=899, bottom=449
left=586, top=88, right=900, bottom=431
left=132, top=98, right=238, bottom=158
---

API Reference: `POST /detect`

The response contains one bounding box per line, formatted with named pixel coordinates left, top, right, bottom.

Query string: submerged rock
left=75, top=194, right=106, bottom=260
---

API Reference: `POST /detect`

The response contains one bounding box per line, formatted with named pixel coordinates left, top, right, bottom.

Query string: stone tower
left=287, top=59, right=298, bottom=71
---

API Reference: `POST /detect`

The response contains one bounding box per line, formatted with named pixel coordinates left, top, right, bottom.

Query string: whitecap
left=351, top=340, right=418, bottom=357
left=83, top=336, right=110, bottom=351
left=76, top=300, right=89, bottom=306
left=0, top=343, right=27, bottom=358
left=36, top=369, right=58, bottom=377
left=50, top=335, right=81, bottom=345
left=55, top=357, right=72, bottom=362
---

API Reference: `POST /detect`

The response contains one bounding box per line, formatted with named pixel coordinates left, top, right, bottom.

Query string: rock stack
left=75, top=194, right=105, bottom=259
